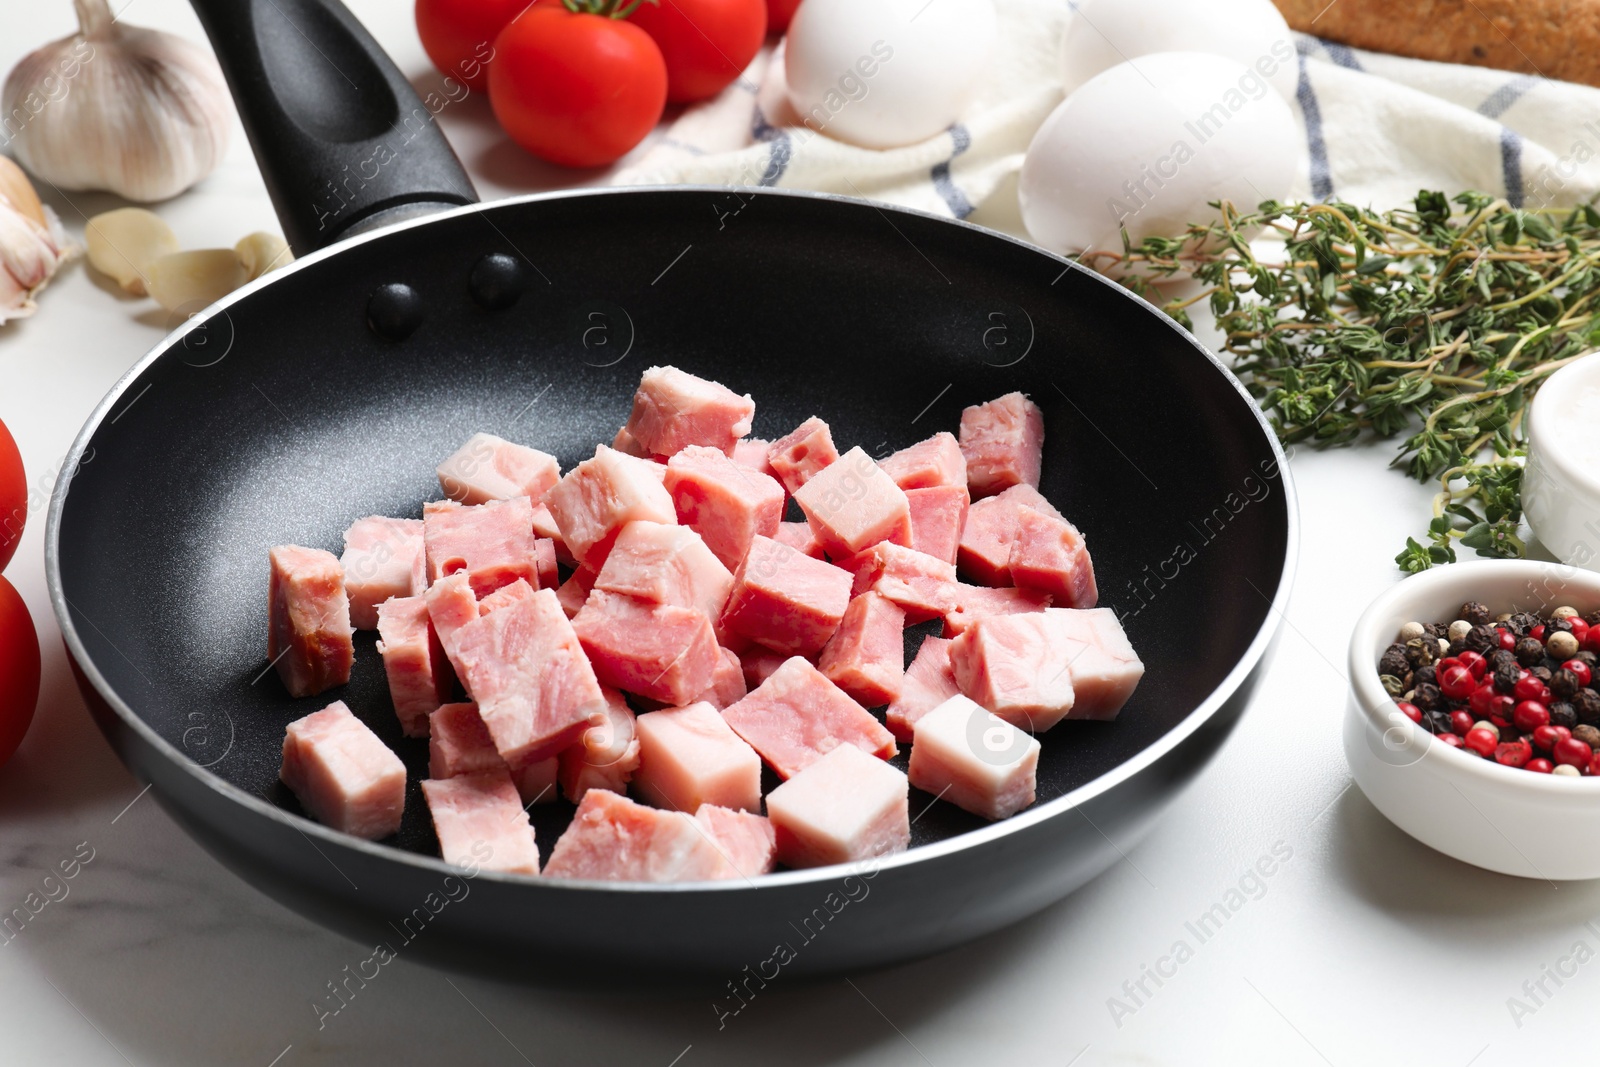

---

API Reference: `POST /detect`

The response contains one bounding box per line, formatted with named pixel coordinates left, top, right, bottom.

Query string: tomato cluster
left=417, top=0, right=776, bottom=168
left=0, top=417, right=39, bottom=772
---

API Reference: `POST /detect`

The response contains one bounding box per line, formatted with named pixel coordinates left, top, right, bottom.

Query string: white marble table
left=2, top=3, right=1593, bottom=1064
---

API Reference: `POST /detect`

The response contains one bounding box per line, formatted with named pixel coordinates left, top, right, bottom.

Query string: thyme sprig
left=1083, top=191, right=1600, bottom=573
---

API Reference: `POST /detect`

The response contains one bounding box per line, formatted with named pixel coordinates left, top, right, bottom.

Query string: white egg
left=785, top=0, right=997, bottom=150
left=1061, top=0, right=1300, bottom=102
left=1019, top=51, right=1300, bottom=256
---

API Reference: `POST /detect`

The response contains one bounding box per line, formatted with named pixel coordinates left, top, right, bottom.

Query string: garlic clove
left=145, top=249, right=247, bottom=314
left=0, top=162, right=73, bottom=325
left=234, top=232, right=293, bottom=283
left=0, top=156, right=47, bottom=230
left=86, top=208, right=178, bottom=296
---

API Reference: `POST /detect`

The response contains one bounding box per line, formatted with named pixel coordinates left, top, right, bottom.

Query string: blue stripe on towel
left=1320, top=41, right=1364, bottom=71
left=931, top=125, right=975, bottom=218
left=1296, top=49, right=1335, bottom=200
left=1500, top=127, right=1526, bottom=207
left=1479, top=75, right=1540, bottom=120
left=751, top=105, right=793, bottom=187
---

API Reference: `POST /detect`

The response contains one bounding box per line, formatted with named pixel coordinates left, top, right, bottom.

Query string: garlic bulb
left=2, top=0, right=232, bottom=202
left=0, top=155, right=72, bottom=325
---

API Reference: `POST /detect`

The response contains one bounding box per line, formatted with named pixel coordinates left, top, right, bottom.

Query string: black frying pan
left=44, top=0, right=1296, bottom=985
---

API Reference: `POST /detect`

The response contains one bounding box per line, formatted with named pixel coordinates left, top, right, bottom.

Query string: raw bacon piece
left=731, top=437, right=777, bottom=479
left=843, top=541, right=959, bottom=624
left=720, top=534, right=852, bottom=656
left=793, top=446, right=912, bottom=559
left=530, top=502, right=573, bottom=566
left=663, top=444, right=785, bottom=571
left=543, top=789, right=732, bottom=882
left=268, top=545, right=354, bottom=698
left=773, top=520, right=825, bottom=559
left=948, top=612, right=1076, bottom=732
left=623, top=366, right=755, bottom=457
left=478, top=577, right=537, bottom=615
left=422, top=496, right=540, bottom=598
left=767, top=416, right=839, bottom=493
left=340, top=516, right=425, bottom=630
left=425, top=572, right=479, bottom=680
left=1046, top=608, right=1145, bottom=720
left=695, top=805, right=776, bottom=878
left=375, top=595, right=452, bottom=737
left=572, top=589, right=721, bottom=705
left=512, top=758, right=560, bottom=805
left=427, top=701, right=559, bottom=804
left=908, top=695, right=1040, bottom=820
left=696, top=646, right=748, bottom=710
left=280, top=700, right=405, bottom=839
left=593, top=519, right=734, bottom=619
left=739, top=646, right=790, bottom=690
left=886, top=635, right=960, bottom=742
left=1009, top=508, right=1098, bottom=609
left=558, top=686, right=640, bottom=804
left=956, top=484, right=1062, bottom=586
left=766, top=744, right=909, bottom=869
left=612, top=424, right=654, bottom=459
left=634, top=701, right=763, bottom=814
left=959, top=391, right=1044, bottom=498
left=722, top=656, right=897, bottom=779
left=941, top=584, right=1051, bottom=638
left=818, top=592, right=906, bottom=707
left=905, top=485, right=969, bottom=566
left=436, top=432, right=560, bottom=507
left=421, top=770, right=542, bottom=874
left=545, top=445, right=677, bottom=570
left=556, top=566, right=596, bottom=619
left=453, top=587, right=606, bottom=765
left=878, top=431, right=967, bottom=490
left=534, top=539, right=560, bottom=590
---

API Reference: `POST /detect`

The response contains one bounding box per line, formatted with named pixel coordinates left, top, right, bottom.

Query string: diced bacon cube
left=1009, top=508, right=1098, bottom=608
left=421, top=770, right=542, bottom=874
left=773, top=520, right=824, bottom=559
left=558, top=686, right=640, bottom=804
left=993, top=482, right=1064, bottom=520
left=941, top=584, right=1051, bottom=637
left=905, top=486, right=969, bottom=566
left=740, top=646, right=790, bottom=690
left=612, top=424, right=654, bottom=459
left=425, top=572, right=478, bottom=679
left=478, top=577, right=537, bottom=615
left=545, top=445, right=677, bottom=570
left=453, top=587, right=606, bottom=765
left=959, top=392, right=1044, bottom=498
left=794, top=446, right=912, bottom=559
left=623, top=366, right=755, bottom=457
left=909, top=695, right=1040, bottom=820
left=818, top=592, right=906, bottom=707
left=664, top=445, right=785, bottom=571
left=544, top=789, right=732, bottom=882
left=1046, top=608, right=1145, bottom=720
left=948, top=613, right=1076, bottom=732
left=731, top=437, right=777, bottom=479
left=339, top=516, right=424, bottom=630
left=534, top=539, right=559, bottom=590
left=556, top=566, right=596, bottom=619
left=530, top=502, right=573, bottom=565
left=429, top=702, right=505, bottom=779
left=695, top=805, right=776, bottom=878
left=268, top=545, right=354, bottom=698
left=722, top=656, right=897, bottom=779
left=767, top=744, right=909, bottom=869
left=512, top=758, right=560, bottom=805
left=843, top=541, right=960, bottom=623
left=634, top=701, right=763, bottom=814
left=768, top=416, right=840, bottom=493
left=720, top=535, right=852, bottom=656
left=886, top=635, right=960, bottom=742
left=280, top=701, right=405, bottom=839
left=375, top=595, right=451, bottom=737
left=696, top=646, right=747, bottom=710
left=436, top=432, right=560, bottom=507
left=572, top=590, right=721, bottom=705
left=422, top=496, right=539, bottom=598
left=594, top=520, right=733, bottom=619
left=879, top=431, right=967, bottom=490
left=956, top=485, right=1060, bottom=587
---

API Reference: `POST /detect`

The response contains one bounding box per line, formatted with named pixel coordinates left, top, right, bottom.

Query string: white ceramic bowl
left=1524, top=351, right=1600, bottom=572
left=1345, top=560, right=1600, bottom=879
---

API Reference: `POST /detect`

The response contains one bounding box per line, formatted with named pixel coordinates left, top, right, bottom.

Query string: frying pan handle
left=188, top=0, right=479, bottom=256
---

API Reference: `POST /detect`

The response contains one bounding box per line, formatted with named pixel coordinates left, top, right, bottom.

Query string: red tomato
left=490, top=6, right=668, bottom=167
left=414, top=0, right=533, bottom=92
left=0, top=418, right=22, bottom=573
left=0, top=577, right=39, bottom=771
left=765, top=0, right=802, bottom=34
left=629, top=0, right=766, bottom=103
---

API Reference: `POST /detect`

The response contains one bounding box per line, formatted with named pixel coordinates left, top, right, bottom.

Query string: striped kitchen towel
left=613, top=4, right=1600, bottom=228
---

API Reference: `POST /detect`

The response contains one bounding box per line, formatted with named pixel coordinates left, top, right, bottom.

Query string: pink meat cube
left=425, top=572, right=478, bottom=679
left=664, top=445, right=785, bottom=571
left=941, top=584, right=1052, bottom=638
left=422, top=496, right=539, bottom=598
left=879, top=432, right=967, bottom=490
left=421, top=770, right=542, bottom=874
left=956, top=485, right=1060, bottom=586
left=740, top=646, right=790, bottom=690
left=720, top=535, right=852, bottom=656
left=268, top=545, right=354, bottom=698
left=375, top=595, right=452, bottom=737
left=453, top=587, right=607, bottom=764
left=436, top=432, right=560, bottom=507
left=1009, top=508, right=1098, bottom=609
left=844, top=541, right=960, bottom=624
left=886, top=635, right=960, bottom=742
left=905, top=486, right=969, bottom=566
left=794, top=446, right=912, bottom=559
left=818, top=592, right=906, bottom=707
left=695, top=805, right=776, bottom=878
left=534, top=539, right=559, bottom=590
left=514, top=757, right=560, bottom=805
left=572, top=589, right=721, bottom=705
left=908, top=694, right=1040, bottom=820
left=340, top=516, right=425, bottom=630
left=696, top=646, right=748, bottom=710
left=594, top=519, right=733, bottom=619
left=623, top=366, right=755, bottom=457
left=478, top=577, right=537, bottom=615
left=634, top=701, right=763, bottom=813
left=766, top=744, right=909, bottom=869
left=530, top=502, right=573, bottom=565
left=731, top=437, right=777, bottom=479
left=959, top=392, right=1044, bottom=498
left=545, top=445, right=677, bottom=570
left=280, top=701, right=404, bottom=839
left=1047, top=608, right=1145, bottom=720
left=774, top=520, right=824, bottom=559
left=722, top=656, right=897, bottom=779
left=948, top=612, right=1076, bottom=732
left=767, top=416, right=840, bottom=494
left=558, top=686, right=640, bottom=804
left=556, top=566, right=596, bottom=619
left=428, top=702, right=558, bottom=804
left=543, top=789, right=734, bottom=882
left=612, top=424, right=654, bottom=459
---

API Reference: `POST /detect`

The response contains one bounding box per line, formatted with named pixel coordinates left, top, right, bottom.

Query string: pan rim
left=44, top=185, right=1299, bottom=894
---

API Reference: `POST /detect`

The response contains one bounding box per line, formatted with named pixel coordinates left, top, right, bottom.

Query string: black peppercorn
left=1448, top=638, right=1468, bottom=657
left=1381, top=675, right=1405, bottom=698
left=1424, top=622, right=1449, bottom=640
left=1413, top=682, right=1444, bottom=711
left=1574, top=724, right=1600, bottom=748
left=1532, top=665, right=1554, bottom=684
left=1379, top=644, right=1409, bottom=677
left=1586, top=610, right=1600, bottom=628
left=1414, top=664, right=1438, bottom=688
left=1515, top=637, right=1547, bottom=667
left=1461, top=602, right=1492, bottom=626
left=1463, top=624, right=1499, bottom=654
left=1489, top=649, right=1519, bottom=674
left=1406, top=638, right=1439, bottom=668
left=1552, top=702, right=1578, bottom=729
left=1423, top=710, right=1453, bottom=735
left=1553, top=669, right=1582, bottom=701
left=1574, top=689, right=1600, bottom=726
left=1575, top=651, right=1598, bottom=670
left=1494, top=663, right=1522, bottom=694
left=1510, top=611, right=1542, bottom=635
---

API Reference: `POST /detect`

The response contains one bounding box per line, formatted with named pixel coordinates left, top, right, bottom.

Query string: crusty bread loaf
left=1273, top=0, right=1600, bottom=88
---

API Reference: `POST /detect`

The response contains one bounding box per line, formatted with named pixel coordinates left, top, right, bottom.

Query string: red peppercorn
left=1515, top=673, right=1547, bottom=702
left=1556, top=737, right=1594, bottom=768
left=1528, top=758, right=1555, bottom=773
left=1589, top=751, right=1600, bottom=776
left=1440, top=664, right=1477, bottom=701
left=1497, top=740, right=1532, bottom=767
left=1465, top=728, right=1498, bottom=756
left=1437, top=733, right=1464, bottom=748
left=1571, top=618, right=1591, bottom=641
left=1515, top=700, right=1552, bottom=733
left=1532, top=624, right=1547, bottom=642
left=1458, top=650, right=1488, bottom=679
left=1450, top=709, right=1475, bottom=736
left=1499, top=628, right=1518, bottom=651
left=1534, top=724, right=1565, bottom=751
left=1396, top=701, right=1422, bottom=724
left=1469, top=683, right=1498, bottom=716
left=1586, top=629, right=1600, bottom=654
left=1564, top=659, right=1594, bottom=688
